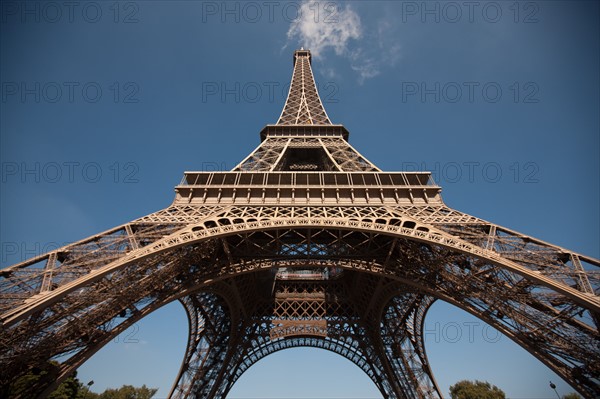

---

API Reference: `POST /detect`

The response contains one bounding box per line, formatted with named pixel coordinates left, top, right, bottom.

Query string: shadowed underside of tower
left=0, top=50, right=599, bottom=399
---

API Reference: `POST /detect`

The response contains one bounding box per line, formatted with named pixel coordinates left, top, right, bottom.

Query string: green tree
left=2, top=364, right=156, bottom=399
left=77, top=382, right=99, bottom=399
left=48, top=374, right=82, bottom=399
left=97, top=385, right=157, bottom=399
left=3, top=361, right=78, bottom=399
left=450, top=380, right=505, bottom=399
left=4, top=371, right=43, bottom=399
left=562, top=394, right=582, bottom=399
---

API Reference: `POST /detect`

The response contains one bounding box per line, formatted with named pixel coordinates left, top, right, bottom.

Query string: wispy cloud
left=377, top=19, right=402, bottom=66
left=285, top=1, right=401, bottom=83
left=286, top=1, right=361, bottom=57
left=350, top=55, right=380, bottom=83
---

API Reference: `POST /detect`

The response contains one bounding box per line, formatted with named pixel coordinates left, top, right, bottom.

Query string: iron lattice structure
left=1, top=49, right=599, bottom=398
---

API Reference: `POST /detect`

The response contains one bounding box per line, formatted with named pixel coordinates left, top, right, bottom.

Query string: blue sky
left=1, top=1, right=598, bottom=398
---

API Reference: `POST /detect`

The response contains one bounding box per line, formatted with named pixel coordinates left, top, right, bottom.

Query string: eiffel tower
left=1, top=49, right=599, bottom=399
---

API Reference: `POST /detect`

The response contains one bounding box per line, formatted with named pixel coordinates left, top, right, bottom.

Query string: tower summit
left=1, top=50, right=599, bottom=399
left=277, top=49, right=331, bottom=125
left=243, top=49, right=375, bottom=171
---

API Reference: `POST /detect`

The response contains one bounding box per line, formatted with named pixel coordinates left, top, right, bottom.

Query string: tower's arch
left=1, top=49, right=598, bottom=398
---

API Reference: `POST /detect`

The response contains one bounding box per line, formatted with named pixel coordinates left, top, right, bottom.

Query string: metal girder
left=232, top=136, right=380, bottom=171
left=277, top=49, right=331, bottom=126
left=170, top=273, right=442, bottom=399
left=1, top=48, right=599, bottom=399
left=1, top=218, right=598, bottom=397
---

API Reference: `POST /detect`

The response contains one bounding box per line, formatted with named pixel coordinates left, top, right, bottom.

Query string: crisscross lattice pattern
left=0, top=49, right=598, bottom=399
left=277, top=50, right=331, bottom=125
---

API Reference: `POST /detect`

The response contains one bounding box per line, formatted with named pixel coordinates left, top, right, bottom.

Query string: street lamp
left=549, top=381, right=560, bottom=399
left=83, top=380, right=94, bottom=399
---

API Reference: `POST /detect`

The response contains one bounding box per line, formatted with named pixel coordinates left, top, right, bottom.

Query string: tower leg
left=169, top=293, right=233, bottom=399
left=379, top=294, right=442, bottom=399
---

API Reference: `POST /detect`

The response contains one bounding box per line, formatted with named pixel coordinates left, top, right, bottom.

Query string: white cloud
left=285, top=2, right=402, bottom=83
left=351, top=57, right=380, bottom=83
left=377, top=19, right=402, bottom=66
left=320, top=66, right=338, bottom=79
left=286, top=1, right=362, bottom=57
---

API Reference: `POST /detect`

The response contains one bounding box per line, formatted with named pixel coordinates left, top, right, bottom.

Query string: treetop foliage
left=449, top=380, right=506, bottom=399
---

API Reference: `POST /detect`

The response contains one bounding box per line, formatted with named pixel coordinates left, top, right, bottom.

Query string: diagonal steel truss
left=1, top=49, right=599, bottom=399
left=277, top=49, right=331, bottom=126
